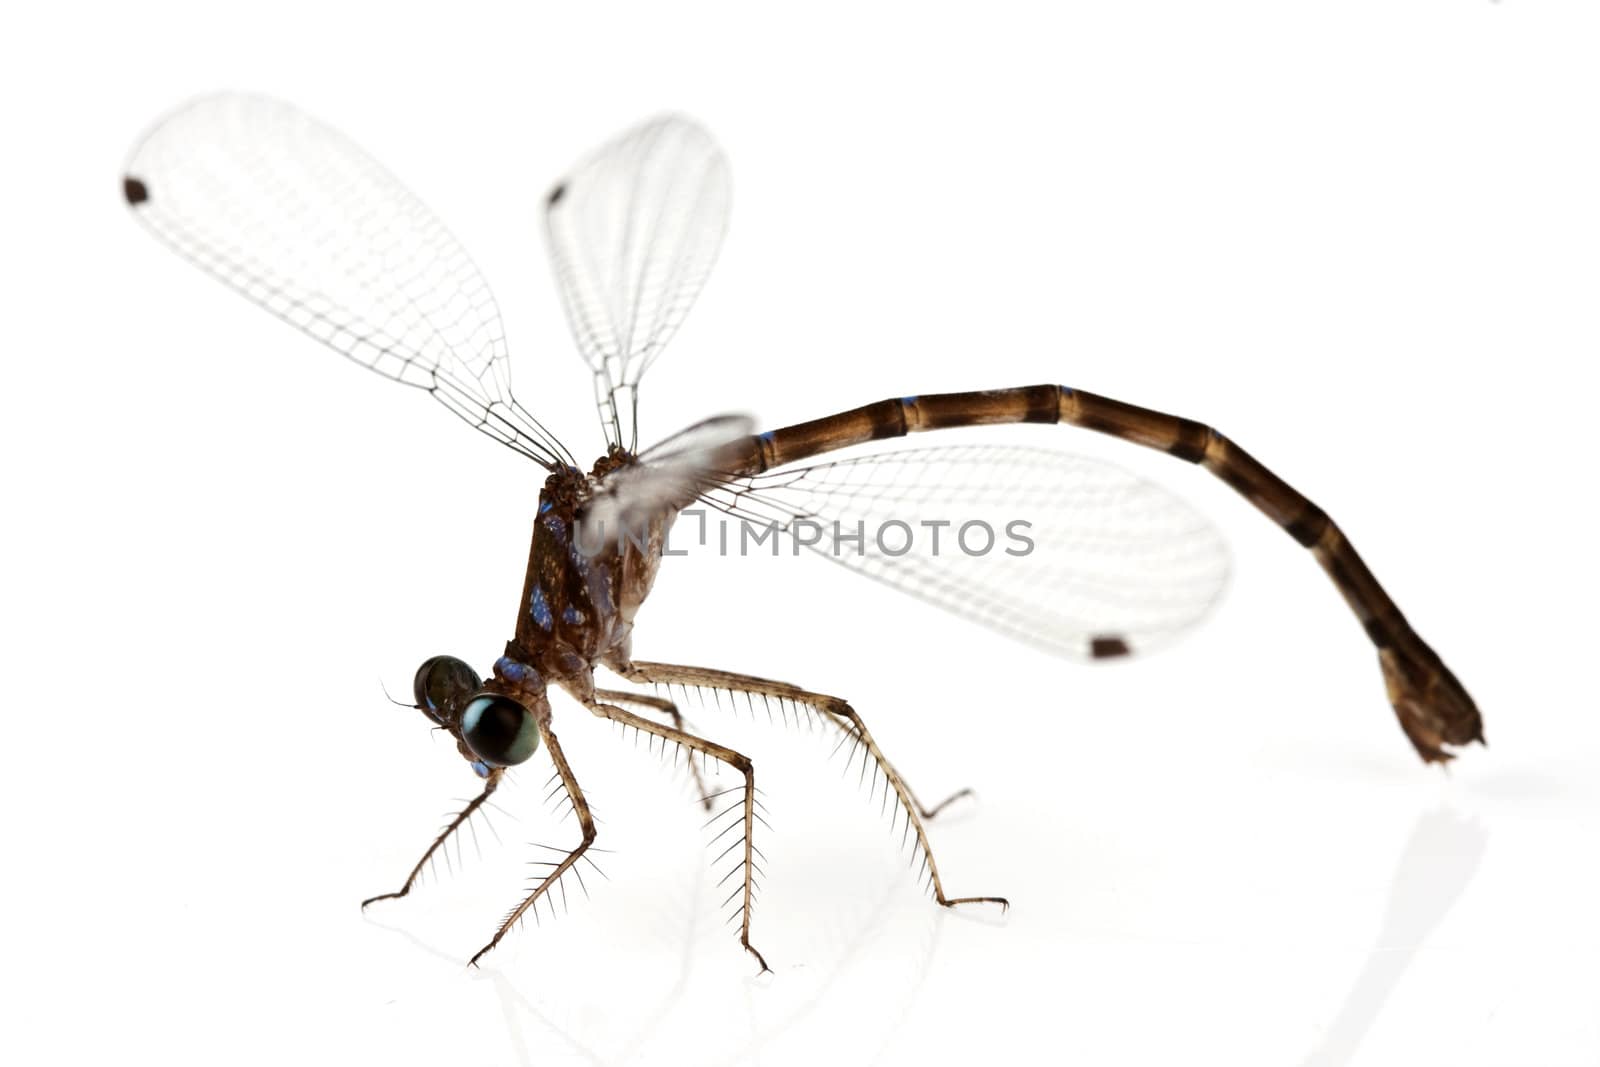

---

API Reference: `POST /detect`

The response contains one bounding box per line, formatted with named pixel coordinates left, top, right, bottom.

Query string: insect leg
left=361, top=768, right=503, bottom=908
left=594, top=687, right=716, bottom=810
left=586, top=698, right=770, bottom=974
left=615, top=661, right=1006, bottom=911
left=469, top=726, right=596, bottom=967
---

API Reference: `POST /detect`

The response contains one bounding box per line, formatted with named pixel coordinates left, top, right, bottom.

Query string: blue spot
left=758, top=430, right=774, bottom=443
left=494, top=656, right=539, bottom=687
left=542, top=513, right=567, bottom=542
left=900, top=395, right=919, bottom=406
left=1060, top=385, right=1075, bottom=399
left=529, top=584, right=553, bottom=631
left=539, top=499, right=553, bottom=515
left=471, top=760, right=491, bottom=779
left=563, top=605, right=585, bottom=625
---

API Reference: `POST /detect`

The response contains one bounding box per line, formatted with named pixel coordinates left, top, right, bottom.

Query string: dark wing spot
left=546, top=182, right=567, bottom=207
left=122, top=176, right=149, bottom=206
left=1090, top=635, right=1131, bottom=660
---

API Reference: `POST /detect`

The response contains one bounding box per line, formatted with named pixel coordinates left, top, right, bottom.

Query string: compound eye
left=461, top=694, right=541, bottom=767
left=413, top=655, right=481, bottom=725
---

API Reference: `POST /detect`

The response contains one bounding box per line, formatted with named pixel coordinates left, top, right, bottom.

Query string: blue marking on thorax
left=471, top=760, right=491, bottom=779
left=539, top=499, right=553, bottom=515
left=542, top=513, right=567, bottom=541
left=563, top=605, right=585, bottom=625
left=528, top=584, right=554, bottom=631
left=494, top=656, right=539, bottom=687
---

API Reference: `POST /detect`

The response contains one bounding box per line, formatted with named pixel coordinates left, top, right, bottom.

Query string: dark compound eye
left=412, top=655, right=481, bottom=725
left=461, top=694, right=541, bottom=767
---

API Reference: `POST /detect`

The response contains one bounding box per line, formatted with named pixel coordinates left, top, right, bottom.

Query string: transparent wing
left=544, top=115, right=731, bottom=452
left=123, top=93, right=572, bottom=469
left=700, top=444, right=1231, bottom=660
left=580, top=415, right=754, bottom=549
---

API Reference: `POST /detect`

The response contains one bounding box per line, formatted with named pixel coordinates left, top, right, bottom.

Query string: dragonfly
left=122, top=94, right=1484, bottom=971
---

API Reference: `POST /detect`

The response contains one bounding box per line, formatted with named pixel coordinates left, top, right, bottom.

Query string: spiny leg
left=585, top=697, right=771, bottom=973
left=607, top=667, right=970, bottom=823
left=598, top=684, right=957, bottom=818
left=469, top=725, right=595, bottom=967
left=362, top=768, right=503, bottom=908
left=594, top=687, right=716, bottom=811
left=904, top=782, right=975, bottom=821
left=615, top=660, right=1007, bottom=911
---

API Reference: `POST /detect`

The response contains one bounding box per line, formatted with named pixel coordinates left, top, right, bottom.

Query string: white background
left=4, top=3, right=1598, bottom=1065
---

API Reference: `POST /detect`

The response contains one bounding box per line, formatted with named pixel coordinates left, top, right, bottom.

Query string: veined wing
left=701, top=444, right=1231, bottom=660
left=123, top=93, right=572, bottom=469
left=545, top=115, right=731, bottom=453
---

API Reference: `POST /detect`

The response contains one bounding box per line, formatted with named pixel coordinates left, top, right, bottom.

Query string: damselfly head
left=414, top=654, right=546, bottom=772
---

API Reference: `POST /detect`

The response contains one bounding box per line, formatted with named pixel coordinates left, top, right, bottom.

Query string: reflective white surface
left=4, top=3, right=1598, bottom=1064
